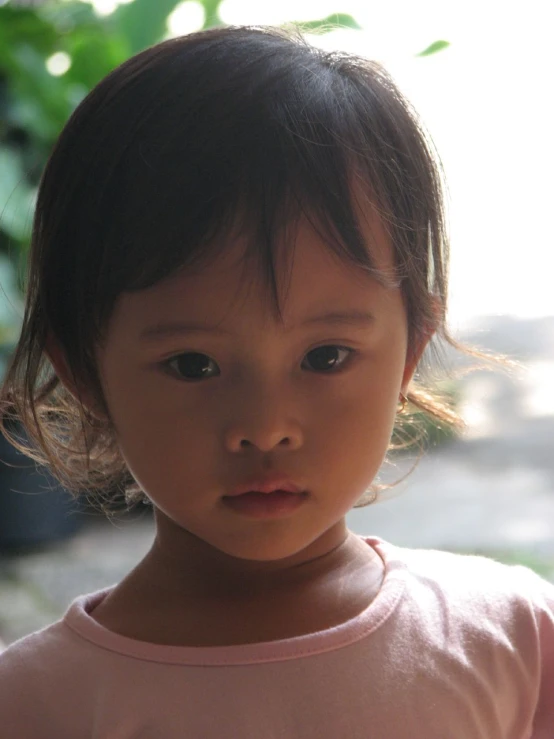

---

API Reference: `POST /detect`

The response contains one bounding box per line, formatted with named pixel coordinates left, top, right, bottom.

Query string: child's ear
left=400, top=323, right=436, bottom=395
left=401, top=297, right=442, bottom=392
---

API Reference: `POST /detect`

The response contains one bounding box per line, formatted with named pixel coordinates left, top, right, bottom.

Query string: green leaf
left=416, top=40, right=450, bottom=57
left=112, top=0, right=188, bottom=54
left=0, top=253, right=24, bottom=345
left=37, top=0, right=99, bottom=32
left=64, top=27, right=130, bottom=89
left=0, top=146, right=37, bottom=243
left=201, top=0, right=224, bottom=29
left=294, top=13, right=362, bottom=33
left=4, top=43, right=74, bottom=141
left=0, top=6, right=58, bottom=56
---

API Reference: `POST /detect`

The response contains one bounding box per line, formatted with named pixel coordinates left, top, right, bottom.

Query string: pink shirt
left=1, top=536, right=553, bottom=737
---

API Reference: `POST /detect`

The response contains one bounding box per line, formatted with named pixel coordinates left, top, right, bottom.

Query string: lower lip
left=222, top=491, right=308, bottom=518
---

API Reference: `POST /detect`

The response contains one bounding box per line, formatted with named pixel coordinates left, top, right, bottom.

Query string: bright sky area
left=84, top=0, right=554, bottom=328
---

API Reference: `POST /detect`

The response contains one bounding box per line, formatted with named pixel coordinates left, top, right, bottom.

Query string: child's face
left=96, top=216, right=426, bottom=563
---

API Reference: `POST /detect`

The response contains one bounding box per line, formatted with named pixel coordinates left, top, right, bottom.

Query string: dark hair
left=1, top=24, right=466, bottom=511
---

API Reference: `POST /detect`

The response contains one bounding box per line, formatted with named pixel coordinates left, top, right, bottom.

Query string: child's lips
left=222, top=476, right=308, bottom=518
left=222, top=490, right=309, bottom=518
left=225, top=476, right=304, bottom=497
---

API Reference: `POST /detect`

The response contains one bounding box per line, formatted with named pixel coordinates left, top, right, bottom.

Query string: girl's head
left=2, top=26, right=455, bottom=547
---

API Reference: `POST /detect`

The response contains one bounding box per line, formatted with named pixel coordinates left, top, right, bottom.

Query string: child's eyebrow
left=139, top=311, right=375, bottom=341
left=299, top=310, right=376, bottom=330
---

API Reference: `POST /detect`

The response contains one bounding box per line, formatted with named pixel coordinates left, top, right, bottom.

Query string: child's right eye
left=166, top=352, right=220, bottom=381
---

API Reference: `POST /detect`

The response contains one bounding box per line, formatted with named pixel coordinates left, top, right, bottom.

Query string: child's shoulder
left=374, top=536, right=554, bottom=614
left=0, top=610, right=97, bottom=734
left=0, top=615, right=67, bottom=678
left=0, top=587, right=111, bottom=676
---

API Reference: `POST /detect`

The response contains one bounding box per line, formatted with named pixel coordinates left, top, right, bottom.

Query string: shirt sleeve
left=0, top=628, right=74, bottom=739
left=517, top=565, right=554, bottom=738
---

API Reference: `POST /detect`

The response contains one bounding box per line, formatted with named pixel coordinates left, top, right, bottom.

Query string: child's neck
left=149, top=512, right=364, bottom=595
left=91, top=517, right=384, bottom=647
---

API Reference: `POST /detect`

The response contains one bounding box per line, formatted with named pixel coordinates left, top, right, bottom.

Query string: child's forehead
left=118, top=213, right=398, bottom=332
left=167, top=210, right=394, bottom=285
left=154, top=213, right=393, bottom=293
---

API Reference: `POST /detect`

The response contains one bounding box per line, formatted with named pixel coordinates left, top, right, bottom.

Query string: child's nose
left=225, top=429, right=302, bottom=453
left=222, top=385, right=304, bottom=454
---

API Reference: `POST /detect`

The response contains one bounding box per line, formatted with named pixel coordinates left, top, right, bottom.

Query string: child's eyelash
left=163, top=345, right=357, bottom=381
left=301, top=345, right=355, bottom=373
left=165, top=352, right=219, bottom=381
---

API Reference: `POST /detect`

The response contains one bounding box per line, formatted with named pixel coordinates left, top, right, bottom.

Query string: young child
left=0, top=25, right=552, bottom=738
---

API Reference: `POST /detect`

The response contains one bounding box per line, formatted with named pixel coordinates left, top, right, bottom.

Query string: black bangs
left=38, top=27, right=420, bottom=355
left=100, top=54, right=397, bottom=307
left=34, top=25, right=444, bottom=366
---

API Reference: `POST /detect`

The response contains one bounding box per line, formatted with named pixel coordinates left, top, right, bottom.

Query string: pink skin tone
left=49, top=213, right=432, bottom=642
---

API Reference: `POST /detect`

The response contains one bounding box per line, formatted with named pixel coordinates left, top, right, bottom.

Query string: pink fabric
left=1, top=536, right=553, bottom=737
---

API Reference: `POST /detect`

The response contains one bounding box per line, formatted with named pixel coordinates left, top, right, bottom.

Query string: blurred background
left=0, top=0, right=553, bottom=646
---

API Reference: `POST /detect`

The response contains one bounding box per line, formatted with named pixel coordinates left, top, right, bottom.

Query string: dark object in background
left=0, top=421, right=83, bottom=552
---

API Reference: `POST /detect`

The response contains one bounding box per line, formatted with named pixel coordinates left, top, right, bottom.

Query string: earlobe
left=400, top=326, right=435, bottom=395
left=401, top=297, right=442, bottom=393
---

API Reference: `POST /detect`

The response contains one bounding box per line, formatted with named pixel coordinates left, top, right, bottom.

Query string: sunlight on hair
left=45, top=52, right=71, bottom=77
left=166, top=1, right=206, bottom=37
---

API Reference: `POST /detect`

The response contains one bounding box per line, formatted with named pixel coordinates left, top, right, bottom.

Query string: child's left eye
left=166, top=352, right=220, bottom=381
left=301, top=346, right=354, bottom=373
